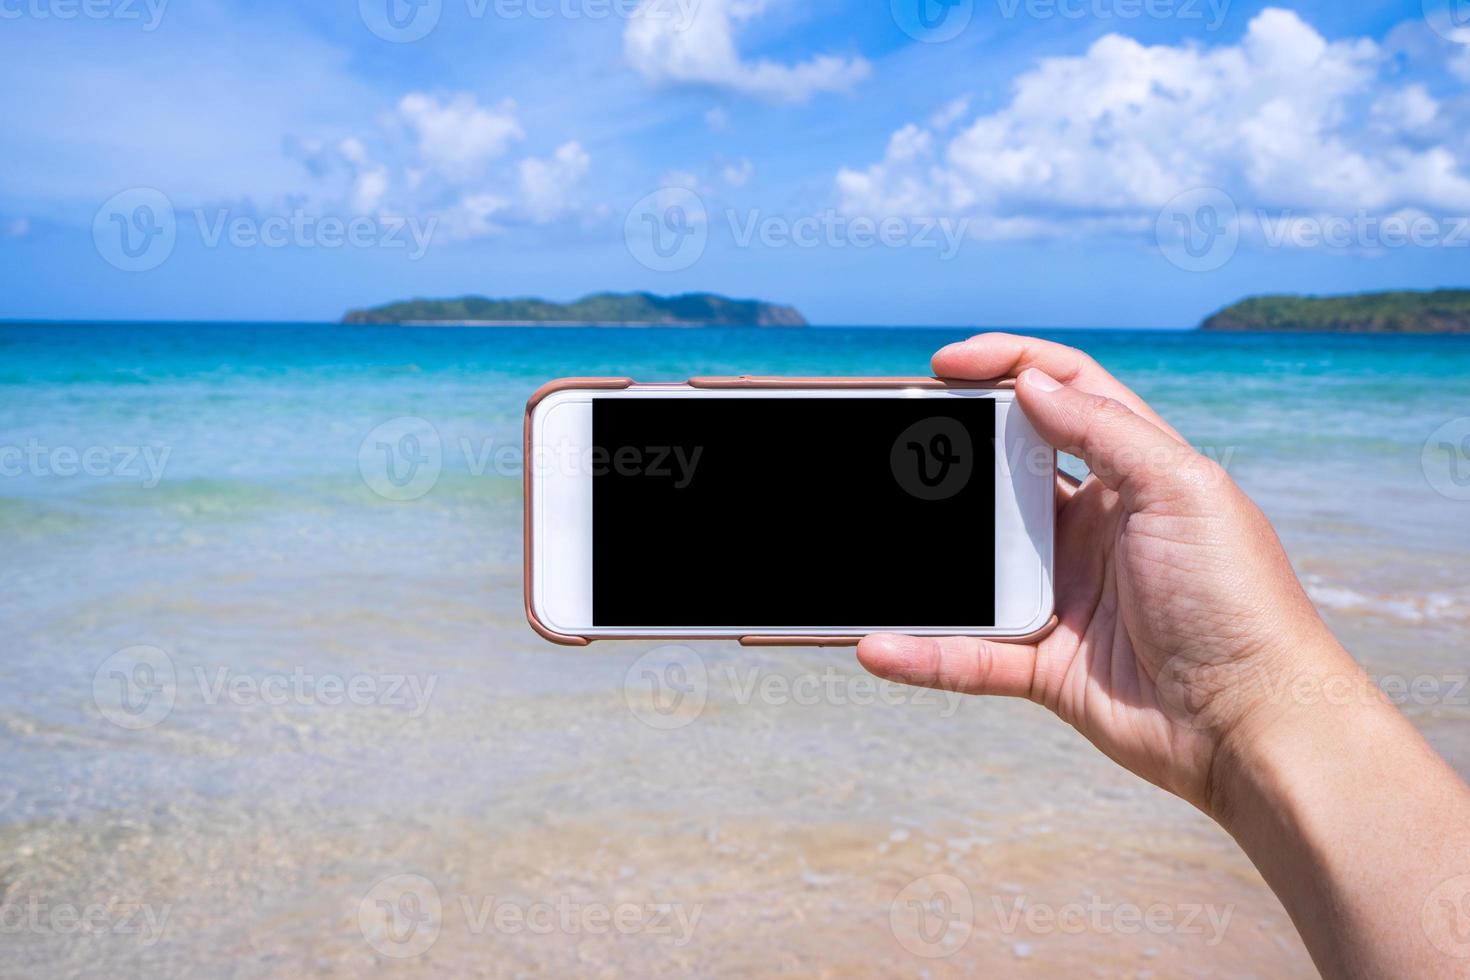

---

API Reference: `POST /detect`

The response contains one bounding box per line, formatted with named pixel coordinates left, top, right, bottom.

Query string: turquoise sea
left=3, top=322, right=1469, bottom=976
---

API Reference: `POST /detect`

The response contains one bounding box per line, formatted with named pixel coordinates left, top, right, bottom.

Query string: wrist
left=1203, top=635, right=1389, bottom=831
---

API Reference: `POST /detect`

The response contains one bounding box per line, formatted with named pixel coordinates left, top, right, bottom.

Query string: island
left=342, top=291, right=808, bottom=327
left=1200, top=290, right=1470, bottom=334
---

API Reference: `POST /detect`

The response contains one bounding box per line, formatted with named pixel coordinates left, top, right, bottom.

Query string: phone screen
left=592, top=397, right=996, bottom=627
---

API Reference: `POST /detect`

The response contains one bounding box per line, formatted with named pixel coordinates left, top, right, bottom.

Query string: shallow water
left=2, top=323, right=1468, bottom=976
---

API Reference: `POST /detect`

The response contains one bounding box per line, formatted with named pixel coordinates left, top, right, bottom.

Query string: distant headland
left=342, top=291, right=808, bottom=327
left=1200, top=289, right=1470, bottom=334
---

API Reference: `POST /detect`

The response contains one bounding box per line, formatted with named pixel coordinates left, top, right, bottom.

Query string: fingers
left=1016, top=368, right=1220, bottom=513
left=857, top=632, right=1041, bottom=700
left=933, top=333, right=1184, bottom=442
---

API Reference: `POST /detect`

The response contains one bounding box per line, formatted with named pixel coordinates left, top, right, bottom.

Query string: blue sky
left=2, top=0, right=1468, bottom=326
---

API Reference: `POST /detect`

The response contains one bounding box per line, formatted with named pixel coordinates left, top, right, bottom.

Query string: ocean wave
left=1305, top=575, right=1470, bottom=624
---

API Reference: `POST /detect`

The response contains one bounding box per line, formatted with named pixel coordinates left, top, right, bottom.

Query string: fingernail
left=1022, top=368, right=1062, bottom=392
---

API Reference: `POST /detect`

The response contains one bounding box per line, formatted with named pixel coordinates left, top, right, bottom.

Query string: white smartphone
left=524, top=377, right=1055, bottom=645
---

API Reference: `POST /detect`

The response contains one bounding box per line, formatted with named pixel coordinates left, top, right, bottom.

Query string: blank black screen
left=592, top=397, right=995, bottom=627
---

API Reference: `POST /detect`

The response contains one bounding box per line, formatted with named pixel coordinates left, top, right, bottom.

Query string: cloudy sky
left=2, top=0, right=1468, bottom=326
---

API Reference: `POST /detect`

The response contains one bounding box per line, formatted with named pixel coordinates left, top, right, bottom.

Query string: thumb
left=1016, top=368, right=1217, bottom=512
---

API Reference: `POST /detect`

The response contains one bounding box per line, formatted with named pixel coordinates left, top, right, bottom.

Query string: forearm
left=1210, top=640, right=1470, bottom=978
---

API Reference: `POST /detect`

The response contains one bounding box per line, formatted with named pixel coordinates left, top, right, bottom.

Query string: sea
left=2, top=322, right=1468, bottom=977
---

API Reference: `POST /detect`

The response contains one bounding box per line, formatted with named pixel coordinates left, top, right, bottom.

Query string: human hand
left=858, top=333, right=1362, bottom=816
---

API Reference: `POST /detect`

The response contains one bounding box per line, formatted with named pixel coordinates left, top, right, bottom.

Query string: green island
left=342, top=291, right=808, bottom=327
left=1200, top=289, right=1470, bottom=333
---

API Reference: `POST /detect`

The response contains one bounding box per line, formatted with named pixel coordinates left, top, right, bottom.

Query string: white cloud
left=518, top=141, right=591, bottom=222
left=837, top=9, right=1470, bottom=241
left=295, top=92, right=590, bottom=240
left=624, top=0, right=869, bottom=103
left=1453, top=41, right=1470, bottom=84
left=395, top=93, right=524, bottom=179
left=721, top=158, right=754, bottom=186
left=1372, top=85, right=1438, bottom=135
left=928, top=97, right=970, bottom=130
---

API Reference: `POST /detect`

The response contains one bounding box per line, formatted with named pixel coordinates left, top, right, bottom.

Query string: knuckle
left=1078, top=395, right=1132, bottom=446
left=1170, top=454, right=1232, bottom=497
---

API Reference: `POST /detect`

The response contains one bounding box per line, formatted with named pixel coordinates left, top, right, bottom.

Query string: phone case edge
left=522, top=376, right=1055, bottom=647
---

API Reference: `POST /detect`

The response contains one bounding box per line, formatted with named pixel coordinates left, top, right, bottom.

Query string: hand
left=858, top=333, right=1357, bottom=815
left=859, top=333, right=1470, bottom=977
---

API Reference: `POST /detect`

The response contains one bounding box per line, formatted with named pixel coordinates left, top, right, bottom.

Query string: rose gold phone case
left=523, top=376, right=1059, bottom=647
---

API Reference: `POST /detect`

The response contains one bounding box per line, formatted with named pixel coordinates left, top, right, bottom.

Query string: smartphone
left=524, top=377, right=1055, bottom=645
